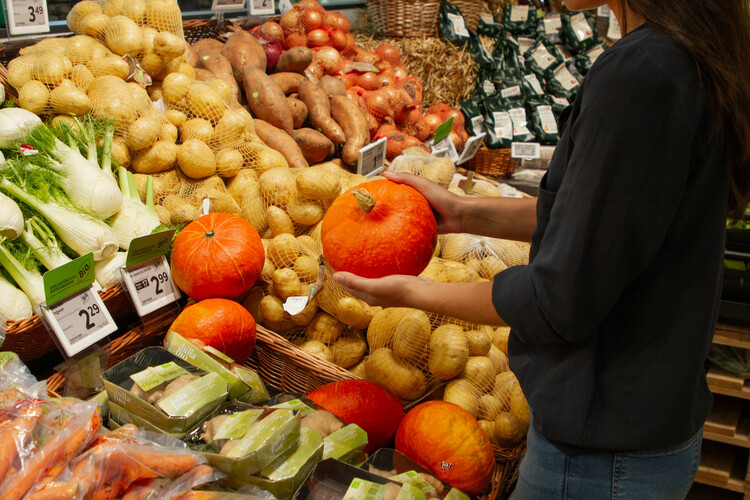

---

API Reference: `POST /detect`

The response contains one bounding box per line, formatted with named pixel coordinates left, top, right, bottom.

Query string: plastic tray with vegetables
left=295, top=458, right=412, bottom=500
left=101, top=346, right=229, bottom=433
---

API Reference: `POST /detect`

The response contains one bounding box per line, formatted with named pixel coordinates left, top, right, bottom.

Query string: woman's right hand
left=384, top=170, right=465, bottom=234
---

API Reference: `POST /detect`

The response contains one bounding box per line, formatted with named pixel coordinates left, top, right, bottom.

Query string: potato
left=460, top=356, right=495, bottom=393
left=146, top=0, right=182, bottom=33
left=111, top=137, right=131, bottom=167
left=293, top=255, right=319, bottom=283
left=300, top=341, right=333, bottom=363
left=122, top=0, right=146, bottom=23
left=266, top=233, right=298, bottom=268
left=487, top=345, right=509, bottom=373
left=65, top=36, right=96, bottom=65
left=177, top=139, right=216, bottom=179
left=260, top=168, right=297, bottom=206
left=162, top=72, right=193, bottom=104
left=180, top=118, right=214, bottom=144
left=140, top=27, right=159, bottom=54
left=105, top=16, right=143, bottom=56
left=165, top=109, right=187, bottom=127
left=205, top=79, right=234, bottom=104
left=441, top=234, right=470, bottom=262
left=261, top=258, right=275, bottom=282
left=332, top=336, right=367, bottom=368
left=494, top=412, right=523, bottom=447
left=266, top=206, right=295, bottom=237
left=192, top=188, right=240, bottom=215
left=131, top=141, right=178, bottom=174
left=306, top=311, right=343, bottom=344
left=419, top=259, right=445, bottom=282
left=241, top=195, right=268, bottom=234
left=160, top=122, right=178, bottom=144
left=297, top=235, right=321, bottom=257
left=49, top=80, right=92, bottom=116
left=290, top=292, right=318, bottom=327
left=335, top=297, right=367, bottom=327
left=7, top=56, right=36, bottom=90
left=510, top=385, right=530, bottom=435
left=141, top=53, right=165, bottom=76
left=260, top=294, right=287, bottom=323
left=66, top=0, right=103, bottom=32
left=349, top=358, right=367, bottom=379
left=216, top=149, right=243, bottom=178
left=126, top=116, right=161, bottom=151
left=162, top=194, right=200, bottom=224
left=392, top=309, right=431, bottom=362
left=153, top=32, right=186, bottom=59
left=18, top=80, right=49, bottom=115
left=102, top=0, right=124, bottom=16
left=465, top=328, right=492, bottom=356
left=428, top=324, right=469, bottom=380
left=32, top=54, right=69, bottom=85
left=187, top=83, right=225, bottom=122
left=478, top=420, right=498, bottom=445
left=286, top=198, right=323, bottom=226
left=492, top=326, right=510, bottom=355
left=226, top=169, right=259, bottom=202
left=87, top=56, right=130, bottom=79
left=367, top=308, right=409, bottom=350
left=214, top=110, right=246, bottom=148
left=82, top=13, right=109, bottom=37
left=481, top=256, right=507, bottom=279
left=70, top=64, right=94, bottom=92
left=366, top=348, right=427, bottom=401
left=272, top=267, right=301, bottom=300
left=493, top=371, right=519, bottom=408
left=443, top=379, right=478, bottom=417
left=477, top=394, right=503, bottom=421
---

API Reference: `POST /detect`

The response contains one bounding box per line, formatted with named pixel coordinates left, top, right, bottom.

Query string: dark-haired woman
left=334, top=0, right=750, bottom=497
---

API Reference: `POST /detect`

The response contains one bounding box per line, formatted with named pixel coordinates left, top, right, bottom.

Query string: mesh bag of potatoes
left=447, top=175, right=506, bottom=198
left=388, top=148, right=456, bottom=188
left=436, top=234, right=531, bottom=280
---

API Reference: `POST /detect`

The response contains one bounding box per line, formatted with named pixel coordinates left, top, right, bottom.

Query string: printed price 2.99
left=150, top=272, right=169, bottom=295
left=78, top=304, right=100, bottom=330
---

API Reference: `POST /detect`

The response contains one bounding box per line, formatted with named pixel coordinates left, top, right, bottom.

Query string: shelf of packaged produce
left=714, top=324, right=750, bottom=350
left=694, top=441, right=749, bottom=494
left=708, top=365, right=750, bottom=401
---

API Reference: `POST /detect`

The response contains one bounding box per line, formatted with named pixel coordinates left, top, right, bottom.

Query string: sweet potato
left=270, top=72, right=306, bottom=95
left=298, top=79, right=346, bottom=145
left=275, top=46, right=313, bottom=74
left=194, top=68, right=215, bottom=81
left=254, top=119, right=308, bottom=169
left=292, top=128, right=334, bottom=164
left=330, top=95, right=370, bottom=166
left=198, top=50, right=240, bottom=102
left=243, top=67, right=294, bottom=134
left=319, top=75, right=347, bottom=97
left=191, top=38, right=224, bottom=56
left=288, top=96, right=308, bottom=129
left=222, top=30, right=266, bottom=81
left=185, top=43, right=198, bottom=67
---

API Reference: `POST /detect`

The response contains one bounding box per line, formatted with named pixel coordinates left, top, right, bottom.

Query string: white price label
left=607, top=10, right=622, bottom=40
left=249, top=0, right=274, bottom=15
left=511, top=142, right=541, bottom=160
left=500, top=86, right=522, bottom=99
left=482, top=79, right=496, bottom=95
left=211, top=0, right=246, bottom=11
left=597, top=5, right=611, bottom=17
left=523, top=74, right=544, bottom=95
left=587, top=44, right=605, bottom=62
left=537, top=105, right=559, bottom=135
left=357, top=137, right=387, bottom=177
left=480, top=12, right=497, bottom=25
left=6, top=0, right=49, bottom=35
left=543, top=15, right=562, bottom=35
left=278, top=0, right=292, bottom=14
left=509, top=5, right=529, bottom=22
left=457, top=133, right=486, bottom=165
left=283, top=296, right=308, bottom=315
left=431, top=136, right=459, bottom=164
left=447, top=13, right=470, bottom=38
left=553, top=64, right=579, bottom=91
left=571, top=13, right=594, bottom=42
left=531, top=44, right=556, bottom=70
left=518, top=37, right=534, bottom=56
left=41, top=286, right=117, bottom=357
left=120, top=255, right=180, bottom=317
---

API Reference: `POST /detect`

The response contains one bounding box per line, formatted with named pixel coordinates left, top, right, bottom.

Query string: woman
left=334, top=0, right=750, bottom=498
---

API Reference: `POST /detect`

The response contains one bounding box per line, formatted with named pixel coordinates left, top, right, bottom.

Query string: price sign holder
left=53, top=345, right=109, bottom=399
left=357, top=137, right=387, bottom=177
left=456, top=133, right=486, bottom=166
left=119, top=230, right=180, bottom=318
left=38, top=253, right=117, bottom=358
left=278, top=0, right=292, bottom=14
left=511, top=142, right=541, bottom=160
left=2, top=0, right=49, bottom=36
left=211, top=0, right=245, bottom=12
left=249, top=0, right=274, bottom=16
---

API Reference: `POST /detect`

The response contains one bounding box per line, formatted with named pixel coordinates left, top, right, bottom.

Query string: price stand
left=357, top=137, right=387, bottom=177
left=2, top=0, right=49, bottom=36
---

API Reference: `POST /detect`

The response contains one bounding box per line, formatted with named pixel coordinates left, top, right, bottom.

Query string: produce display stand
left=364, top=0, right=442, bottom=38
left=464, top=146, right=522, bottom=179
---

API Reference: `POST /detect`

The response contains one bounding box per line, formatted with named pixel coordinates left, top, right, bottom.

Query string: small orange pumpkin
left=170, top=213, right=265, bottom=300
left=321, top=179, right=437, bottom=278
left=395, top=400, right=495, bottom=495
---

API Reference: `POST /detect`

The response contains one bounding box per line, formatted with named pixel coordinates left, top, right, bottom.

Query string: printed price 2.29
left=78, top=303, right=100, bottom=330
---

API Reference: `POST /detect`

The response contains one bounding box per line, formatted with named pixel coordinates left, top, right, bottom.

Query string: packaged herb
left=546, top=62, right=581, bottom=100
left=575, top=42, right=608, bottom=75
left=523, top=38, right=563, bottom=79
left=521, top=73, right=546, bottom=98
left=508, top=105, right=536, bottom=143
left=440, top=0, right=471, bottom=45
left=502, top=5, right=538, bottom=36
left=460, top=97, right=487, bottom=137
left=477, top=12, right=504, bottom=38
left=547, top=94, right=571, bottom=118
left=468, top=31, right=494, bottom=73
left=537, top=12, right=563, bottom=44
left=475, top=72, right=497, bottom=99
left=492, top=69, right=525, bottom=106
left=561, top=12, right=599, bottom=52
left=552, top=43, right=574, bottom=62
left=526, top=98, right=560, bottom=144
left=499, top=33, right=524, bottom=70
left=482, top=96, right=514, bottom=148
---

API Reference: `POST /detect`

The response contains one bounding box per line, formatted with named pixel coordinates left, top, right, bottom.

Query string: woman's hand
left=332, top=271, right=430, bottom=308
left=384, top=170, right=466, bottom=234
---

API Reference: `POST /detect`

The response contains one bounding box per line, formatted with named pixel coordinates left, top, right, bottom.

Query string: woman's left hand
left=332, top=272, right=431, bottom=308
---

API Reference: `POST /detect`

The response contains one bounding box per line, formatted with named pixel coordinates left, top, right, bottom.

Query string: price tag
left=6, top=0, right=49, bottom=35
left=125, top=229, right=175, bottom=268
left=543, top=14, right=562, bottom=35
left=120, top=255, right=180, bottom=317
left=40, top=286, right=117, bottom=358
left=278, top=0, right=292, bottom=14
left=607, top=10, right=622, bottom=40
left=597, top=5, right=611, bottom=17
left=433, top=117, right=454, bottom=145
left=511, top=142, right=541, bottom=160
left=357, top=137, right=387, bottom=177
left=283, top=296, right=308, bottom=315
left=211, top=0, right=246, bottom=11
left=431, top=136, right=459, bottom=164
left=480, top=12, right=497, bottom=25
left=456, top=133, right=486, bottom=165
left=249, top=0, right=274, bottom=15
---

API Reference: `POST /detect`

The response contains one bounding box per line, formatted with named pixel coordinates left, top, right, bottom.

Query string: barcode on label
left=516, top=144, right=535, bottom=156
left=511, top=142, right=541, bottom=159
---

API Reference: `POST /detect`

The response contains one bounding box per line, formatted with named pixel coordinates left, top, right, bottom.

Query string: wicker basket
left=454, top=0, right=492, bottom=31
left=365, top=0, right=442, bottom=38
left=465, top=146, right=521, bottom=179
left=5, top=285, right=137, bottom=364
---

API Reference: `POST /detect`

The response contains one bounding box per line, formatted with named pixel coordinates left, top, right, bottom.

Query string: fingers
left=384, top=170, right=436, bottom=192
left=332, top=272, right=377, bottom=304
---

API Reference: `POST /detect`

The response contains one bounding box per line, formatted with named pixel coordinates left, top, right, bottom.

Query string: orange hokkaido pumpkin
left=321, top=180, right=437, bottom=278
left=168, top=298, right=256, bottom=363
left=395, top=400, right=495, bottom=495
left=170, top=213, right=265, bottom=300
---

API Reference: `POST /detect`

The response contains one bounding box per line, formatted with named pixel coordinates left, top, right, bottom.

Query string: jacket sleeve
left=491, top=47, right=698, bottom=345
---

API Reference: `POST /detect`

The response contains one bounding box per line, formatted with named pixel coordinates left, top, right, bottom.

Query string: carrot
left=298, top=79, right=346, bottom=146
left=243, top=67, right=294, bottom=134
left=270, top=72, right=306, bottom=95
left=254, top=119, right=308, bottom=169
left=0, top=400, right=44, bottom=483
left=23, top=483, right=79, bottom=500
left=330, top=95, right=371, bottom=166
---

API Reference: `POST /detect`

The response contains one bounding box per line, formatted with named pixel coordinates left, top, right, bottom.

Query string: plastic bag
left=561, top=12, right=599, bottom=52
left=468, top=31, right=494, bottom=73
left=526, top=98, right=560, bottom=145
left=459, top=97, right=486, bottom=137
left=574, top=42, right=608, bottom=75
left=439, top=0, right=471, bottom=45
left=482, top=96, right=514, bottom=148
left=502, top=5, right=538, bottom=36
left=709, top=345, right=750, bottom=379
left=477, top=13, right=504, bottom=38
left=523, top=37, right=563, bottom=80
left=546, top=62, right=581, bottom=100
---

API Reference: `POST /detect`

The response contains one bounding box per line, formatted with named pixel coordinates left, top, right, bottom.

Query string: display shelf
left=704, top=396, right=750, bottom=449
left=694, top=441, right=749, bottom=494
left=714, top=324, right=750, bottom=350
left=708, top=365, right=750, bottom=401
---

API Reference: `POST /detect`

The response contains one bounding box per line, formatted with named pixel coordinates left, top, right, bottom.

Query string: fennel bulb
left=0, top=273, right=33, bottom=321
left=25, top=124, right=122, bottom=220
left=0, top=239, right=44, bottom=307
left=21, top=217, right=72, bottom=270
left=94, top=251, right=126, bottom=288
left=109, top=168, right=160, bottom=250
left=0, top=192, right=23, bottom=240
left=1, top=178, right=118, bottom=261
left=0, top=108, right=42, bottom=149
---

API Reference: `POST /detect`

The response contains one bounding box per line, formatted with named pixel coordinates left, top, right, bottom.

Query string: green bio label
left=157, top=372, right=226, bottom=417
left=323, top=424, right=368, bottom=460
left=444, top=488, right=471, bottom=500
left=433, top=117, right=454, bottom=144
left=125, top=229, right=175, bottom=268
left=343, top=479, right=387, bottom=500
left=43, top=253, right=95, bottom=305
left=396, top=483, right=428, bottom=500
left=204, top=345, right=234, bottom=363
left=0, top=352, right=19, bottom=370
left=226, top=409, right=296, bottom=459
left=130, top=362, right=188, bottom=392
left=270, top=399, right=315, bottom=418
left=214, top=409, right=264, bottom=440
left=390, top=471, right=436, bottom=495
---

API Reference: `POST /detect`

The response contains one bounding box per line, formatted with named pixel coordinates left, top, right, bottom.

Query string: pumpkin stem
left=205, top=230, right=215, bottom=238
left=352, top=188, right=376, bottom=213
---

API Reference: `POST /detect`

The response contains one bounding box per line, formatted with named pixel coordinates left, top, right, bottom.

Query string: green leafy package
left=526, top=98, right=560, bottom=144
left=508, top=105, right=536, bottom=143
left=502, top=5, right=539, bottom=36
left=546, top=62, right=581, bottom=100
left=561, top=12, right=599, bottom=52
left=475, top=71, right=497, bottom=99
left=547, top=94, right=571, bottom=119
left=460, top=97, right=487, bottom=137
left=498, top=33, right=524, bottom=71
left=492, top=69, right=525, bottom=106
left=469, top=31, right=495, bottom=73
left=523, top=38, right=563, bottom=79
left=482, top=96, right=514, bottom=148
left=440, top=0, right=471, bottom=45
left=477, top=12, right=504, bottom=38
left=575, top=42, right=608, bottom=75
left=537, top=12, right=563, bottom=44
left=521, top=73, right=546, bottom=98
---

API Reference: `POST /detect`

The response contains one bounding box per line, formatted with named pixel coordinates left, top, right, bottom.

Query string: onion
left=307, top=29, right=330, bottom=48
left=354, top=50, right=379, bottom=65
left=330, top=30, right=348, bottom=51
left=364, top=90, right=393, bottom=118
left=313, top=46, right=341, bottom=74
left=447, top=108, right=466, bottom=131
left=357, top=72, right=380, bottom=91
left=297, top=0, right=323, bottom=10
left=375, top=44, right=402, bottom=65
left=424, top=113, right=443, bottom=133
left=376, top=60, right=394, bottom=74
left=260, top=21, right=285, bottom=44
left=280, top=8, right=302, bottom=35
left=251, top=32, right=284, bottom=70
left=377, top=73, right=394, bottom=88
left=301, top=9, right=323, bottom=32
left=340, top=73, right=358, bottom=89
left=342, top=33, right=358, bottom=57
left=393, top=66, right=408, bottom=81
left=286, top=32, right=307, bottom=49
left=322, top=12, right=339, bottom=31
left=334, top=13, right=351, bottom=33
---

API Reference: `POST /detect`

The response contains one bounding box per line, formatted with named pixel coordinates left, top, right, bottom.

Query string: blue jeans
left=511, top=425, right=702, bottom=500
